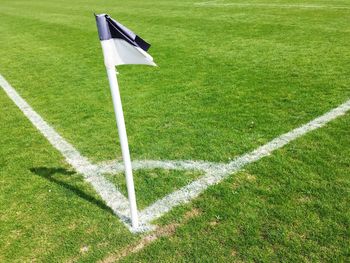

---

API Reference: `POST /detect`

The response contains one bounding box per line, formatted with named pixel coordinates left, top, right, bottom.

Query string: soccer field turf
left=1, top=0, right=349, bottom=262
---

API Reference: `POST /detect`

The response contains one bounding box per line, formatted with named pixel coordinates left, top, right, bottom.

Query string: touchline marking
left=0, top=74, right=151, bottom=232
left=99, top=99, right=350, bottom=225
left=1, top=73, right=349, bottom=232
left=194, top=1, right=350, bottom=10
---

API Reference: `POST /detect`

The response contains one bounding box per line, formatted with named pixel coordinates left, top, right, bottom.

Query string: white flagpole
left=105, top=67, right=139, bottom=229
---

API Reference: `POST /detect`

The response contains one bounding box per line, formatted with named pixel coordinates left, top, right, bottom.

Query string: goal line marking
left=0, top=74, right=143, bottom=232
left=1, top=73, right=349, bottom=231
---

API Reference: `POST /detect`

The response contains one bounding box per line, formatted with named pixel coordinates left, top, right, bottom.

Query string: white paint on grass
left=99, top=100, right=350, bottom=225
left=195, top=1, right=350, bottom=10
left=2, top=73, right=349, bottom=232
left=97, top=159, right=222, bottom=174
left=0, top=74, right=152, bottom=232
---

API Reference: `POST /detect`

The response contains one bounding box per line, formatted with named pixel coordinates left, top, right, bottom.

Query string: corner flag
left=95, top=14, right=156, bottom=68
left=95, top=14, right=156, bottom=229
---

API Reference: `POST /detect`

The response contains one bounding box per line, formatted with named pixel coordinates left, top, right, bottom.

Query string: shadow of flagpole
left=30, top=167, right=115, bottom=215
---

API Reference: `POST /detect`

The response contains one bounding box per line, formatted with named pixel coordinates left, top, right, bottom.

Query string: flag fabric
left=95, top=14, right=156, bottom=68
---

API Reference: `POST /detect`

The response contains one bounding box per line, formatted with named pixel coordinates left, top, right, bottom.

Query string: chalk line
left=194, top=1, right=350, bottom=10
left=97, top=159, right=222, bottom=174
left=98, top=100, right=350, bottom=225
left=1, top=73, right=349, bottom=232
left=0, top=74, right=152, bottom=232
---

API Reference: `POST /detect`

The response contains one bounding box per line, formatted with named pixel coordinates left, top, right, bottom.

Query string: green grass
left=105, top=169, right=202, bottom=209
left=0, top=90, right=138, bottom=262
left=0, top=0, right=349, bottom=261
left=128, top=114, right=350, bottom=262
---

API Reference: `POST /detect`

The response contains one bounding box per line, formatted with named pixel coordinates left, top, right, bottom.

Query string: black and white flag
left=95, top=14, right=156, bottom=68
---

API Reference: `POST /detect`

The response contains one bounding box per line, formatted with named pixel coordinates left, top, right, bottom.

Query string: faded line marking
left=100, top=208, right=202, bottom=263
left=194, top=1, right=350, bottom=10
left=0, top=74, right=151, bottom=232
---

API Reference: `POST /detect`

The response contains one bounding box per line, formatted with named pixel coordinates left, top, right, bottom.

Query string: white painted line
left=2, top=72, right=349, bottom=232
left=0, top=74, right=152, bottom=232
left=97, top=159, right=222, bottom=174
left=138, top=99, right=350, bottom=224
left=194, top=1, right=350, bottom=10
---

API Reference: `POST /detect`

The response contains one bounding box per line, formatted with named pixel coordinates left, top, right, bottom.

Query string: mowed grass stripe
left=2, top=70, right=348, bottom=227
left=0, top=0, right=349, bottom=163
left=1, top=0, right=350, bottom=260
